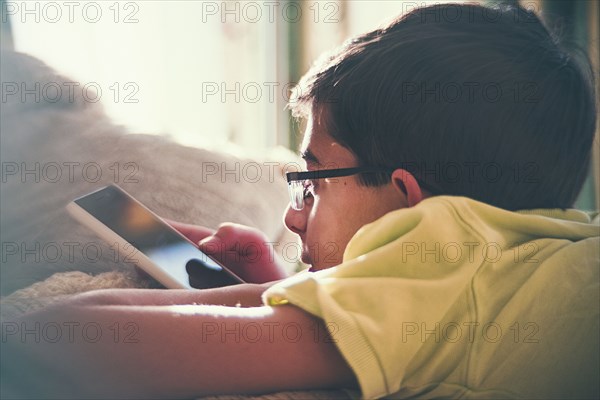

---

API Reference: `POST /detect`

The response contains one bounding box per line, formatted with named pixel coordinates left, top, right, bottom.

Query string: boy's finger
left=198, top=234, right=230, bottom=253
left=198, top=228, right=242, bottom=255
left=215, top=223, right=269, bottom=244
left=199, top=236, right=264, bottom=264
left=163, top=218, right=215, bottom=244
left=197, top=237, right=239, bottom=266
left=213, top=223, right=259, bottom=249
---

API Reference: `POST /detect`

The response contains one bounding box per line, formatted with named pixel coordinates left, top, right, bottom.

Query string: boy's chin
left=302, top=257, right=315, bottom=271
left=302, top=252, right=342, bottom=272
left=302, top=254, right=321, bottom=272
left=306, top=263, right=327, bottom=272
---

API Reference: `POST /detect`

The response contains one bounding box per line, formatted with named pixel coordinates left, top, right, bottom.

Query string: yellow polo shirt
left=263, top=196, right=599, bottom=399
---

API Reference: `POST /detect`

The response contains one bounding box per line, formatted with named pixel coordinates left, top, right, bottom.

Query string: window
left=6, top=0, right=290, bottom=152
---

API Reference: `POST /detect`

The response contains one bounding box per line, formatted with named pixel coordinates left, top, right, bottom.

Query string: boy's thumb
left=198, top=235, right=220, bottom=251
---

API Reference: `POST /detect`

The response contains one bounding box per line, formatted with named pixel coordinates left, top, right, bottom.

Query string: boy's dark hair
left=290, top=3, right=597, bottom=211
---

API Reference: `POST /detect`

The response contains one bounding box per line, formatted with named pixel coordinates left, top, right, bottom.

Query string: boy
left=2, top=3, right=598, bottom=399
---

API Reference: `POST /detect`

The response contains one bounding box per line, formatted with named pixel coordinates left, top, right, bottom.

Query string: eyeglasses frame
left=286, top=166, right=441, bottom=210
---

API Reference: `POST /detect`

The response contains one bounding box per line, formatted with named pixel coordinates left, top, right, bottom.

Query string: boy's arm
left=3, top=298, right=358, bottom=399
left=69, top=280, right=282, bottom=308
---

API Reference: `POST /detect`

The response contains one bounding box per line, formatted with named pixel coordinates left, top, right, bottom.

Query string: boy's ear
left=391, top=168, right=423, bottom=207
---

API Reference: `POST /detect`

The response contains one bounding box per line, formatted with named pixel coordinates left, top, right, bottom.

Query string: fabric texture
left=263, top=196, right=600, bottom=399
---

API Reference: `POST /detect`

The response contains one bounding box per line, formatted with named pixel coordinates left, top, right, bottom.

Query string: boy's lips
left=295, top=235, right=315, bottom=268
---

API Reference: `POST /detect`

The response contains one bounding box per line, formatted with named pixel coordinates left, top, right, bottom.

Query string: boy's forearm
left=3, top=299, right=357, bottom=399
left=67, top=280, right=283, bottom=309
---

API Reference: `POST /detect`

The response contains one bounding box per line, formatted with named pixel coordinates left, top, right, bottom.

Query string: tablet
left=66, top=184, right=244, bottom=289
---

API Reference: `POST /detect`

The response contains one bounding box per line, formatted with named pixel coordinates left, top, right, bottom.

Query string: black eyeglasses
left=285, top=167, right=389, bottom=210
left=286, top=166, right=441, bottom=210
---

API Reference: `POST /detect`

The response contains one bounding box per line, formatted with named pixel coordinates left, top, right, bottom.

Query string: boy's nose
left=283, top=203, right=308, bottom=236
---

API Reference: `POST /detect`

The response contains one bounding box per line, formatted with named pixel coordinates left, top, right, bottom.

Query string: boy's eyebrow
left=299, top=149, right=321, bottom=166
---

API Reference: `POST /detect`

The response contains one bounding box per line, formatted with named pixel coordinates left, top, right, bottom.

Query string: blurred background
left=1, top=0, right=598, bottom=209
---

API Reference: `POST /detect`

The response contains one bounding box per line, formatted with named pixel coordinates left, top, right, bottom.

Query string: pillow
left=0, top=49, right=301, bottom=296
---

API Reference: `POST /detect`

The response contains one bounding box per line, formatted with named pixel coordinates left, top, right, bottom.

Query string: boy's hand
left=163, top=219, right=214, bottom=245
left=164, top=219, right=289, bottom=284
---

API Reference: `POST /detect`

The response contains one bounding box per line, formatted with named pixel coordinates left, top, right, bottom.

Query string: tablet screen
left=74, top=185, right=242, bottom=289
